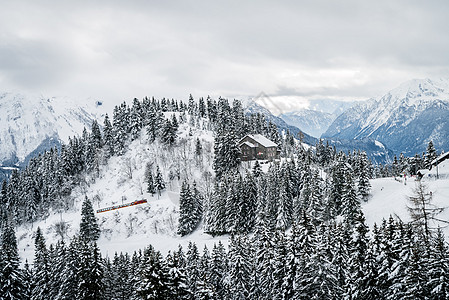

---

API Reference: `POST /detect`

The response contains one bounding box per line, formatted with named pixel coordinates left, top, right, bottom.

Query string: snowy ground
left=364, top=159, right=449, bottom=229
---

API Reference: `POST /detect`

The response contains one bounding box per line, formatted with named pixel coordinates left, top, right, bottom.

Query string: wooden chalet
left=238, top=134, right=280, bottom=161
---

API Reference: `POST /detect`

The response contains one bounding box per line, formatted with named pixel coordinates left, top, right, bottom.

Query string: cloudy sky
left=1, top=0, right=449, bottom=114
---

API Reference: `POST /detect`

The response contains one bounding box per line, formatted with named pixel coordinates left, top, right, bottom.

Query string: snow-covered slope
left=0, top=92, right=105, bottom=167
left=16, top=117, right=227, bottom=262
left=363, top=158, right=449, bottom=228
left=323, top=78, right=449, bottom=155
left=280, top=109, right=335, bottom=138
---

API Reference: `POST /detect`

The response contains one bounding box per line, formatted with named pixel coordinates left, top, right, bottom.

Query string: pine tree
left=358, top=151, right=372, bottom=201
left=403, top=241, right=429, bottom=299
left=154, top=166, right=165, bottom=197
left=209, top=242, right=227, bottom=299
left=428, top=228, right=449, bottom=299
left=341, top=171, right=361, bottom=226
left=77, top=241, right=103, bottom=300
left=227, top=235, right=252, bottom=299
left=79, top=196, right=100, bottom=242
left=424, top=140, right=437, bottom=169
left=137, top=246, right=170, bottom=299
left=145, top=162, right=156, bottom=196
left=345, top=211, right=370, bottom=299
left=166, top=247, right=189, bottom=299
left=195, top=246, right=214, bottom=299
left=22, top=260, right=33, bottom=300
left=57, top=237, right=81, bottom=300
left=161, top=119, right=177, bottom=145
left=185, top=242, right=201, bottom=297
left=0, top=218, right=24, bottom=299
left=129, top=98, right=143, bottom=141
left=178, top=181, right=200, bottom=236
left=31, top=227, right=51, bottom=300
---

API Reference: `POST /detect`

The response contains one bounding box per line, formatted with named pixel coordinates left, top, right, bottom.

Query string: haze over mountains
left=279, top=100, right=356, bottom=138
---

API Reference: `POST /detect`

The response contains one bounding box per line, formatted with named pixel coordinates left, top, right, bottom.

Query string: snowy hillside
left=323, top=78, right=449, bottom=155
left=0, top=91, right=105, bottom=167
left=16, top=116, right=227, bottom=262
left=364, top=158, right=449, bottom=229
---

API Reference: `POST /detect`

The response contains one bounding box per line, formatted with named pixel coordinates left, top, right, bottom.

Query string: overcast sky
left=1, top=0, right=449, bottom=114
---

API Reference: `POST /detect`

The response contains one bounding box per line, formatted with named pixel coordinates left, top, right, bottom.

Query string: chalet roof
left=238, top=134, right=277, bottom=148
left=241, top=141, right=256, bottom=148
left=431, top=151, right=449, bottom=166
left=250, top=134, right=277, bottom=147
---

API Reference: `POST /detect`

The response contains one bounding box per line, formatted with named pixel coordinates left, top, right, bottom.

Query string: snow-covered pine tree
left=0, top=218, right=24, bottom=299
left=209, top=242, right=227, bottom=299
left=341, top=171, right=361, bottom=226
left=161, top=118, right=177, bottom=146
left=79, top=196, right=100, bottom=242
left=177, top=181, right=199, bottom=236
left=32, top=227, right=51, bottom=300
left=344, top=210, right=370, bottom=299
left=112, top=103, right=128, bottom=156
left=137, top=246, right=170, bottom=299
left=129, top=98, right=143, bottom=141
left=227, top=235, right=252, bottom=299
left=185, top=242, right=201, bottom=297
left=427, top=228, right=449, bottom=299
left=166, top=247, right=189, bottom=299
left=357, top=151, right=372, bottom=201
left=144, top=162, right=156, bottom=196
left=195, top=246, right=214, bottom=299
left=154, top=166, right=166, bottom=197
left=102, top=114, right=114, bottom=158
left=424, top=140, right=437, bottom=169
left=22, top=260, right=33, bottom=299
left=77, top=241, right=104, bottom=300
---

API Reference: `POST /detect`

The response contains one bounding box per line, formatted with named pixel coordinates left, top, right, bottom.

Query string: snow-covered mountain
left=280, top=109, right=335, bottom=138
left=323, top=78, right=449, bottom=155
left=0, top=92, right=105, bottom=168
left=279, top=99, right=357, bottom=138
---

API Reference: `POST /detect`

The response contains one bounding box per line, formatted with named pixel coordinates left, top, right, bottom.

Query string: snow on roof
left=248, top=134, right=277, bottom=147
left=241, top=141, right=256, bottom=148
left=432, top=152, right=449, bottom=166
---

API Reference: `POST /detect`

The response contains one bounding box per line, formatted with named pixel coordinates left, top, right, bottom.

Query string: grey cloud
left=0, top=0, right=448, bottom=106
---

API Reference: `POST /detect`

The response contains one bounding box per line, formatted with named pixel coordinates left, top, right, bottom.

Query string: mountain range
left=322, top=78, right=449, bottom=156
left=279, top=100, right=356, bottom=138
left=0, top=92, right=104, bottom=179
left=1, top=77, right=448, bottom=179
left=243, top=99, right=394, bottom=164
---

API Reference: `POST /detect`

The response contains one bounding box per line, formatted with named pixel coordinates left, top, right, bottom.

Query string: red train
left=96, top=199, right=148, bottom=213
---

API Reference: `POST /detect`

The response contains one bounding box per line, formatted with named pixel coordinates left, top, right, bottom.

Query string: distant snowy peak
left=0, top=91, right=105, bottom=165
left=323, top=78, right=449, bottom=155
left=280, top=109, right=334, bottom=138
